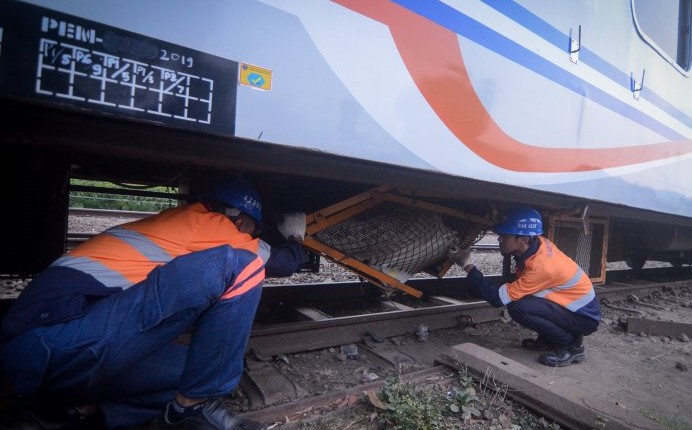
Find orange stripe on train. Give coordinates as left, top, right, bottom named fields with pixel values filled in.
left=332, top=0, right=692, bottom=173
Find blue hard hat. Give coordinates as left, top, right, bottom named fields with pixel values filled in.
left=207, top=178, right=262, bottom=226
left=493, top=206, right=543, bottom=236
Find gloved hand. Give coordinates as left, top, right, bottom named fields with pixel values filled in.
left=277, top=212, right=306, bottom=242
left=447, top=245, right=471, bottom=268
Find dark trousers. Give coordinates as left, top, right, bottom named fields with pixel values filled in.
left=1, top=246, right=262, bottom=428
left=507, top=296, right=599, bottom=346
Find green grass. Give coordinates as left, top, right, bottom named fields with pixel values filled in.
left=69, top=179, right=178, bottom=212
left=641, top=409, right=692, bottom=430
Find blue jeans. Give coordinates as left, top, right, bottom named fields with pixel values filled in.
left=1, top=246, right=263, bottom=428
left=507, top=296, right=599, bottom=346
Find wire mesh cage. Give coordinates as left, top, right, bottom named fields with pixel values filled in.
left=548, top=216, right=607, bottom=283
left=315, top=202, right=485, bottom=282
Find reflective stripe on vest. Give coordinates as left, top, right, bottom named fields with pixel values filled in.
left=51, top=255, right=132, bottom=289
left=103, top=226, right=174, bottom=262
left=498, top=284, right=512, bottom=306
left=258, top=240, right=271, bottom=266
left=531, top=267, right=594, bottom=311
left=221, top=255, right=265, bottom=300
left=52, top=227, right=175, bottom=290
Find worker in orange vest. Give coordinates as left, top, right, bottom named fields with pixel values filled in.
left=1, top=178, right=307, bottom=429
left=449, top=206, right=600, bottom=367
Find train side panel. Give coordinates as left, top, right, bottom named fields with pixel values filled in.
left=3, top=0, right=691, bottom=217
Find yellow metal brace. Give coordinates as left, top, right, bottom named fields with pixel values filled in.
left=302, top=237, right=424, bottom=298
left=302, top=186, right=494, bottom=298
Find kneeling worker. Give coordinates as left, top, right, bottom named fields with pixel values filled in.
left=449, top=206, right=600, bottom=367
left=1, top=178, right=307, bottom=429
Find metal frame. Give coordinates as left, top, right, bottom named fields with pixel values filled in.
left=547, top=215, right=609, bottom=284
left=303, top=186, right=493, bottom=298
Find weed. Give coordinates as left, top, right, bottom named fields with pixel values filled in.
left=377, top=369, right=489, bottom=429
left=373, top=368, right=559, bottom=430
left=378, top=377, right=446, bottom=430
left=449, top=370, right=482, bottom=420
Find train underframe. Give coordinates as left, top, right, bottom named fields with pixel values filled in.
left=2, top=99, right=692, bottom=281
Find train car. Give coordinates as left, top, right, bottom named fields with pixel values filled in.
left=1, top=0, right=691, bottom=282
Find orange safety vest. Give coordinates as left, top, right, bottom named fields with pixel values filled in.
left=498, top=236, right=595, bottom=313
left=52, top=203, right=262, bottom=291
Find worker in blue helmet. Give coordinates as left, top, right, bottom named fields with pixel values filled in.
left=1, top=178, right=306, bottom=429
left=448, top=206, right=600, bottom=367
left=201, top=178, right=307, bottom=277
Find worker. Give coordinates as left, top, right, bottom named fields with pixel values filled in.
left=449, top=206, right=600, bottom=367
left=0, top=178, right=308, bottom=429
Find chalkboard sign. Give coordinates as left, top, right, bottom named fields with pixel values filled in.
left=0, top=1, right=237, bottom=136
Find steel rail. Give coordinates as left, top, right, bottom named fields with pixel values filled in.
left=249, top=300, right=501, bottom=357
left=249, top=274, right=692, bottom=357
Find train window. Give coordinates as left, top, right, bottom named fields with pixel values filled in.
left=632, top=0, right=692, bottom=71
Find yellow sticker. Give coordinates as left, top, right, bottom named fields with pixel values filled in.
left=239, top=62, right=272, bottom=91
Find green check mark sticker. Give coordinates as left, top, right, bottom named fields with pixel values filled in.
left=247, top=72, right=265, bottom=87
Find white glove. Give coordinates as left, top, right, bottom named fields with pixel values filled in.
left=277, top=212, right=306, bottom=241
left=447, top=246, right=471, bottom=267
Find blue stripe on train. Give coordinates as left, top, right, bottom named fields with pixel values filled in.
left=479, top=0, right=691, bottom=128
left=391, top=0, right=689, bottom=140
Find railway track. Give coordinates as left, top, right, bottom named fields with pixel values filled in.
left=1, top=265, right=690, bottom=426
left=2, top=209, right=691, bottom=427
left=239, top=270, right=692, bottom=427
left=250, top=267, right=692, bottom=356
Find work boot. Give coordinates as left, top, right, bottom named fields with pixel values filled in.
left=151, top=398, right=265, bottom=430
left=538, top=344, right=586, bottom=367
left=521, top=336, right=557, bottom=351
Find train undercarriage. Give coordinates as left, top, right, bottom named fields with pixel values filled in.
left=2, top=99, right=692, bottom=285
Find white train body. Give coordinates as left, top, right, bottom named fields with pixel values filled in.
left=3, top=0, right=692, bottom=218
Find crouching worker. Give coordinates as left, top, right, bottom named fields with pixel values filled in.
left=449, top=207, right=600, bottom=367
left=0, top=178, right=307, bottom=429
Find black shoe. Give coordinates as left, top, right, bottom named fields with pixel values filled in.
left=538, top=345, right=586, bottom=367
left=151, top=399, right=265, bottom=430
left=521, top=337, right=557, bottom=351
left=0, top=405, right=101, bottom=430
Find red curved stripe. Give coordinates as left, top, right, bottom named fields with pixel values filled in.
left=332, top=0, right=692, bottom=172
